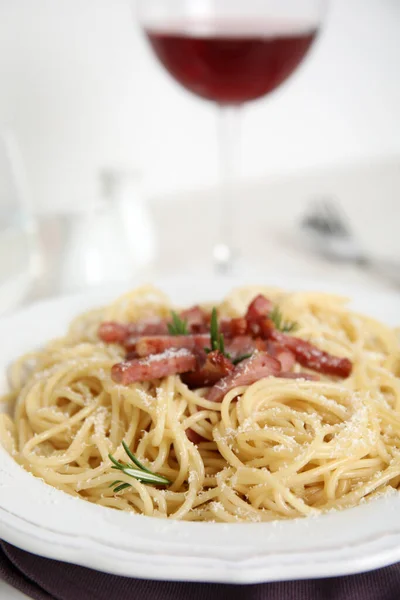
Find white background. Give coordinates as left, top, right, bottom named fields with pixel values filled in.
left=0, top=0, right=399, bottom=214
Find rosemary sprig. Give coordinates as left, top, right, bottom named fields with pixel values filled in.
left=232, top=353, right=253, bottom=366
left=167, top=311, right=189, bottom=335
left=269, top=306, right=298, bottom=334
left=108, top=441, right=171, bottom=492
left=205, top=308, right=230, bottom=358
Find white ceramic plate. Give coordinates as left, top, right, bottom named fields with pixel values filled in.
left=1, top=276, right=400, bottom=584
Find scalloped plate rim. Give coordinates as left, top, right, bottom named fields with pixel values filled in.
left=1, top=276, right=400, bottom=583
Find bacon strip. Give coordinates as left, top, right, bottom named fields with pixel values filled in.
left=280, top=372, right=320, bottom=381
left=135, top=334, right=210, bottom=358
left=246, top=295, right=273, bottom=322
left=220, top=318, right=248, bottom=338
left=259, top=318, right=275, bottom=339
left=207, top=351, right=281, bottom=403
left=98, top=319, right=169, bottom=344
left=270, top=331, right=352, bottom=378
left=127, top=320, right=169, bottom=337
left=267, top=341, right=296, bottom=372
left=224, top=336, right=266, bottom=361
left=245, top=295, right=273, bottom=335
left=100, top=307, right=208, bottom=346
left=186, top=428, right=205, bottom=445
left=275, top=349, right=296, bottom=372
left=106, top=293, right=351, bottom=389
left=180, top=305, right=209, bottom=333
left=111, top=349, right=196, bottom=385
left=98, top=322, right=129, bottom=344
left=181, top=350, right=234, bottom=388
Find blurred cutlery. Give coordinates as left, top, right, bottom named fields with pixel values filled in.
left=300, top=199, right=400, bottom=287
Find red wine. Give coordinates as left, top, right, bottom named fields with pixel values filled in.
left=146, top=21, right=318, bottom=104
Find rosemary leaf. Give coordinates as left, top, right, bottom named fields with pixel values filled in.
left=232, top=353, right=253, bottom=366
left=108, top=454, right=126, bottom=469
left=167, top=311, right=189, bottom=335
left=210, top=308, right=218, bottom=351
left=122, top=440, right=153, bottom=474
left=108, top=443, right=171, bottom=493
left=123, top=467, right=170, bottom=486
left=269, top=306, right=298, bottom=334
left=219, top=333, right=225, bottom=355
left=207, top=308, right=230, bottom=358
left=113, top=483, right=132, bottom=493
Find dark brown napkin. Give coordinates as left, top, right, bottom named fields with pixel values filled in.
left=1, top=541, right=400, bottom=600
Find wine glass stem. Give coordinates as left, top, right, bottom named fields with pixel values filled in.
left=214, top=104, right=241, bottom=274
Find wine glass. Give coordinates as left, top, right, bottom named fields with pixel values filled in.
left=135, top=0, right=326, bottom=273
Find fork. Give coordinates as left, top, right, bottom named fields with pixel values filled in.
left=300, top=199, right=400, bottom=287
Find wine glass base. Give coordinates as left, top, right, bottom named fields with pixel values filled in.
left=213, top=243, right=237, bottom=275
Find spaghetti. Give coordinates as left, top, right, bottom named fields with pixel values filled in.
left=1, top=285, right=399, bottom=522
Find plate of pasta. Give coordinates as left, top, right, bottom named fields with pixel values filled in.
left=0, top=278, right=400, bottom=583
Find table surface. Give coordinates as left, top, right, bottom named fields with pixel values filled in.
left=0, top=581, right=26, bottom=599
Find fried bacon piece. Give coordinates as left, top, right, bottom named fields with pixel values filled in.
left=98, top=322, right=129, bottom=344
left=124, top=337, right=141, bottom=353
left=245, top=294, right=273, bottom=335
left=259, top=317, right=275, bottom=339
left=180, top=305, right=209, bottom=333
left=224, top=336, right=267, bottom=361
left=123, top=320, right=170, bottom=351
left=181, top=350, right=234, bottom=388
left=267, top=341, right=296, bottom=372
left=246, top=294, right=273, bottom=322
left=207, top=351, right=281, bottom=403
left=219, top=318, right=248, bottom=338
left=129, top=319, right=169, bottom=336
left=99, top=306, right=207, bottom=346
left=106, top=293, right=351, bottom=389
left=226, top=336, right=255, bottom=360
left=98, top=319, right=168, bottom=344
left=275, top=349, right=296, bottom=372
left=270, top=331, right=352, bottom=378
left=242, top=295, right=352, bottom=378
left=111, top=349, right=196, bottom=385
left=135, top=334, right=210, bottom=358
left=186, top=428, right=205, bottom=444
left=280, top=372, right=320, bottom=381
